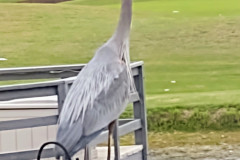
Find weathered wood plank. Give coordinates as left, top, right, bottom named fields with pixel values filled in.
left=0, top=148, right=54, bottom=160
left=0, top=87, right=57, bottom=101
left=0, top=80, right=62, bottom=92
left=0, top=119, right=141, bottom=160
left=0, top=62, right=142, bottom=75
left=0, top=116, right=58, bottom=131
left=0, top=80, right=62, bottom=101
left=0, top=91, right=138, bottom=108
left=0, top=104, right=57, bottom=109
left=129, top=92, right=140, bottom=103
left=0, top=64, right=85, bottom=74
left=0, top=130, right=16, bottom=153
left=0, top=61, right=146, bottom=160
left=16, top=128, right=32, bottom=151
left=90, top=119, right=141, bottom=146
left=97, top=145, right=143, bottom=160
left=133, top=66, right=148, bottom=160
left=0, top=61, right=142, bottom=81
left=123, top=151, right=143, bottom=160
left=32, top=126, right=48, bottom=149
left=0, top=92, right=138, bottom=131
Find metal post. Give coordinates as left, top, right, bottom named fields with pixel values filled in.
left=133, top=65, right=148, bottom=160
left=113, top=120, right=120, bottom=160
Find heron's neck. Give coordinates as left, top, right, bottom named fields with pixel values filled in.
left=112, top=0, right=132, bottom=43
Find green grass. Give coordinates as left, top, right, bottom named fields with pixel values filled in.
left=121, top=131, right=240, bottom=148
left=121, top=104, right=240, bottom=132
left=0, top=0, right=240, bottom=110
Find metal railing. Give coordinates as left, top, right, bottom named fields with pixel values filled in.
left=0, top=61, right=148, bottom=160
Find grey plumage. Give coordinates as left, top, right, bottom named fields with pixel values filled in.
left=55, top=0, right=133, bottom=157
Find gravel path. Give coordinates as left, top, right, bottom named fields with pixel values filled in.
left=149, top=144, right=240, bottom=160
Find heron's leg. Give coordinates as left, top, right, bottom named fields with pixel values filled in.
left=107, top=120, right=116, bottom=160
left=84, top=146, right=89, bottom=160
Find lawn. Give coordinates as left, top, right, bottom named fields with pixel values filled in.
left=0, top=0, right=240, bottom=109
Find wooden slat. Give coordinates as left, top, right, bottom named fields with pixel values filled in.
left=132, top=68, right=139, bottom=76
left=0, top=91, right=138, bottom=131
left=0, top=80, right=62, bottom=92
left=0, top=91, right=138, bottom=109
left=130, top=61, right=144, bottom=69
left=0, top=96, right=57, bottom=105
left=0, top=148, right=54, bottom=160
left=133, top=65, right=148, bottom=160
left=0, top=65, right=140, bottom=102
left=0, top=72, right=78, bottom=81
left=0, top=145, right=143, bottom=160
left=47, top=125, right=57, bottom=142
left=0, top=61, right=146, bottom=160
left=0, top=62, right=142, bottom=75
left=0, top=64, right=85, bottom=74
left=0, top=87, right=58, bottom=102
left=0, top=80, right=62, bottom=101
left=129, top=92, right=140, bottom=103
left=32, top=126, right=48, bottom=149
left=0, top=119, right=141, bottom=160
left=0, top=68, right=137, bottom=92
left=0, top=64, right=85, bottom=81
left=0, top=116, right=58, bottom=131
left=0, top=61, right=143, bottom=81
left=96, top=145, right=143, bottom=160
left=90, top=119, right=141, bottom=146
left=0, top=130, right=16, bottom=153
left=16, top=128, right=32, bottom=151
left=0, top=109, right=57, bottom=119
left=0, top=104, right=57, bottom=109
left=118, top=119, right=142, bottom=136
left=123, top=151, right=143, bottom=160
left=118, top=119, right=133, bottom=125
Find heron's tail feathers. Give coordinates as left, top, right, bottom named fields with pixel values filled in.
left=112, top=0, right=132, bottom=42
left=55, top=120, right=83, bottom=157
left=68, top=128, right=104, bottom=156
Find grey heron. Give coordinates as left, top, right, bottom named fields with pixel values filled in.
left=55, top=0, right=134, bottom=159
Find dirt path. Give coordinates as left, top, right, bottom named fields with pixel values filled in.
left=149, top=144, right=240, bottom=160
left=120, top=131, right=240, bottom=159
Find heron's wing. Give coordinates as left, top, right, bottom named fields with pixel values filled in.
left=82, top=66, right=129, bottom=135
left=58, top=60, right=125, bottom=125
left=55, top=117, right=83, bottom=157
left=56, top=61, right=129, bottom=156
